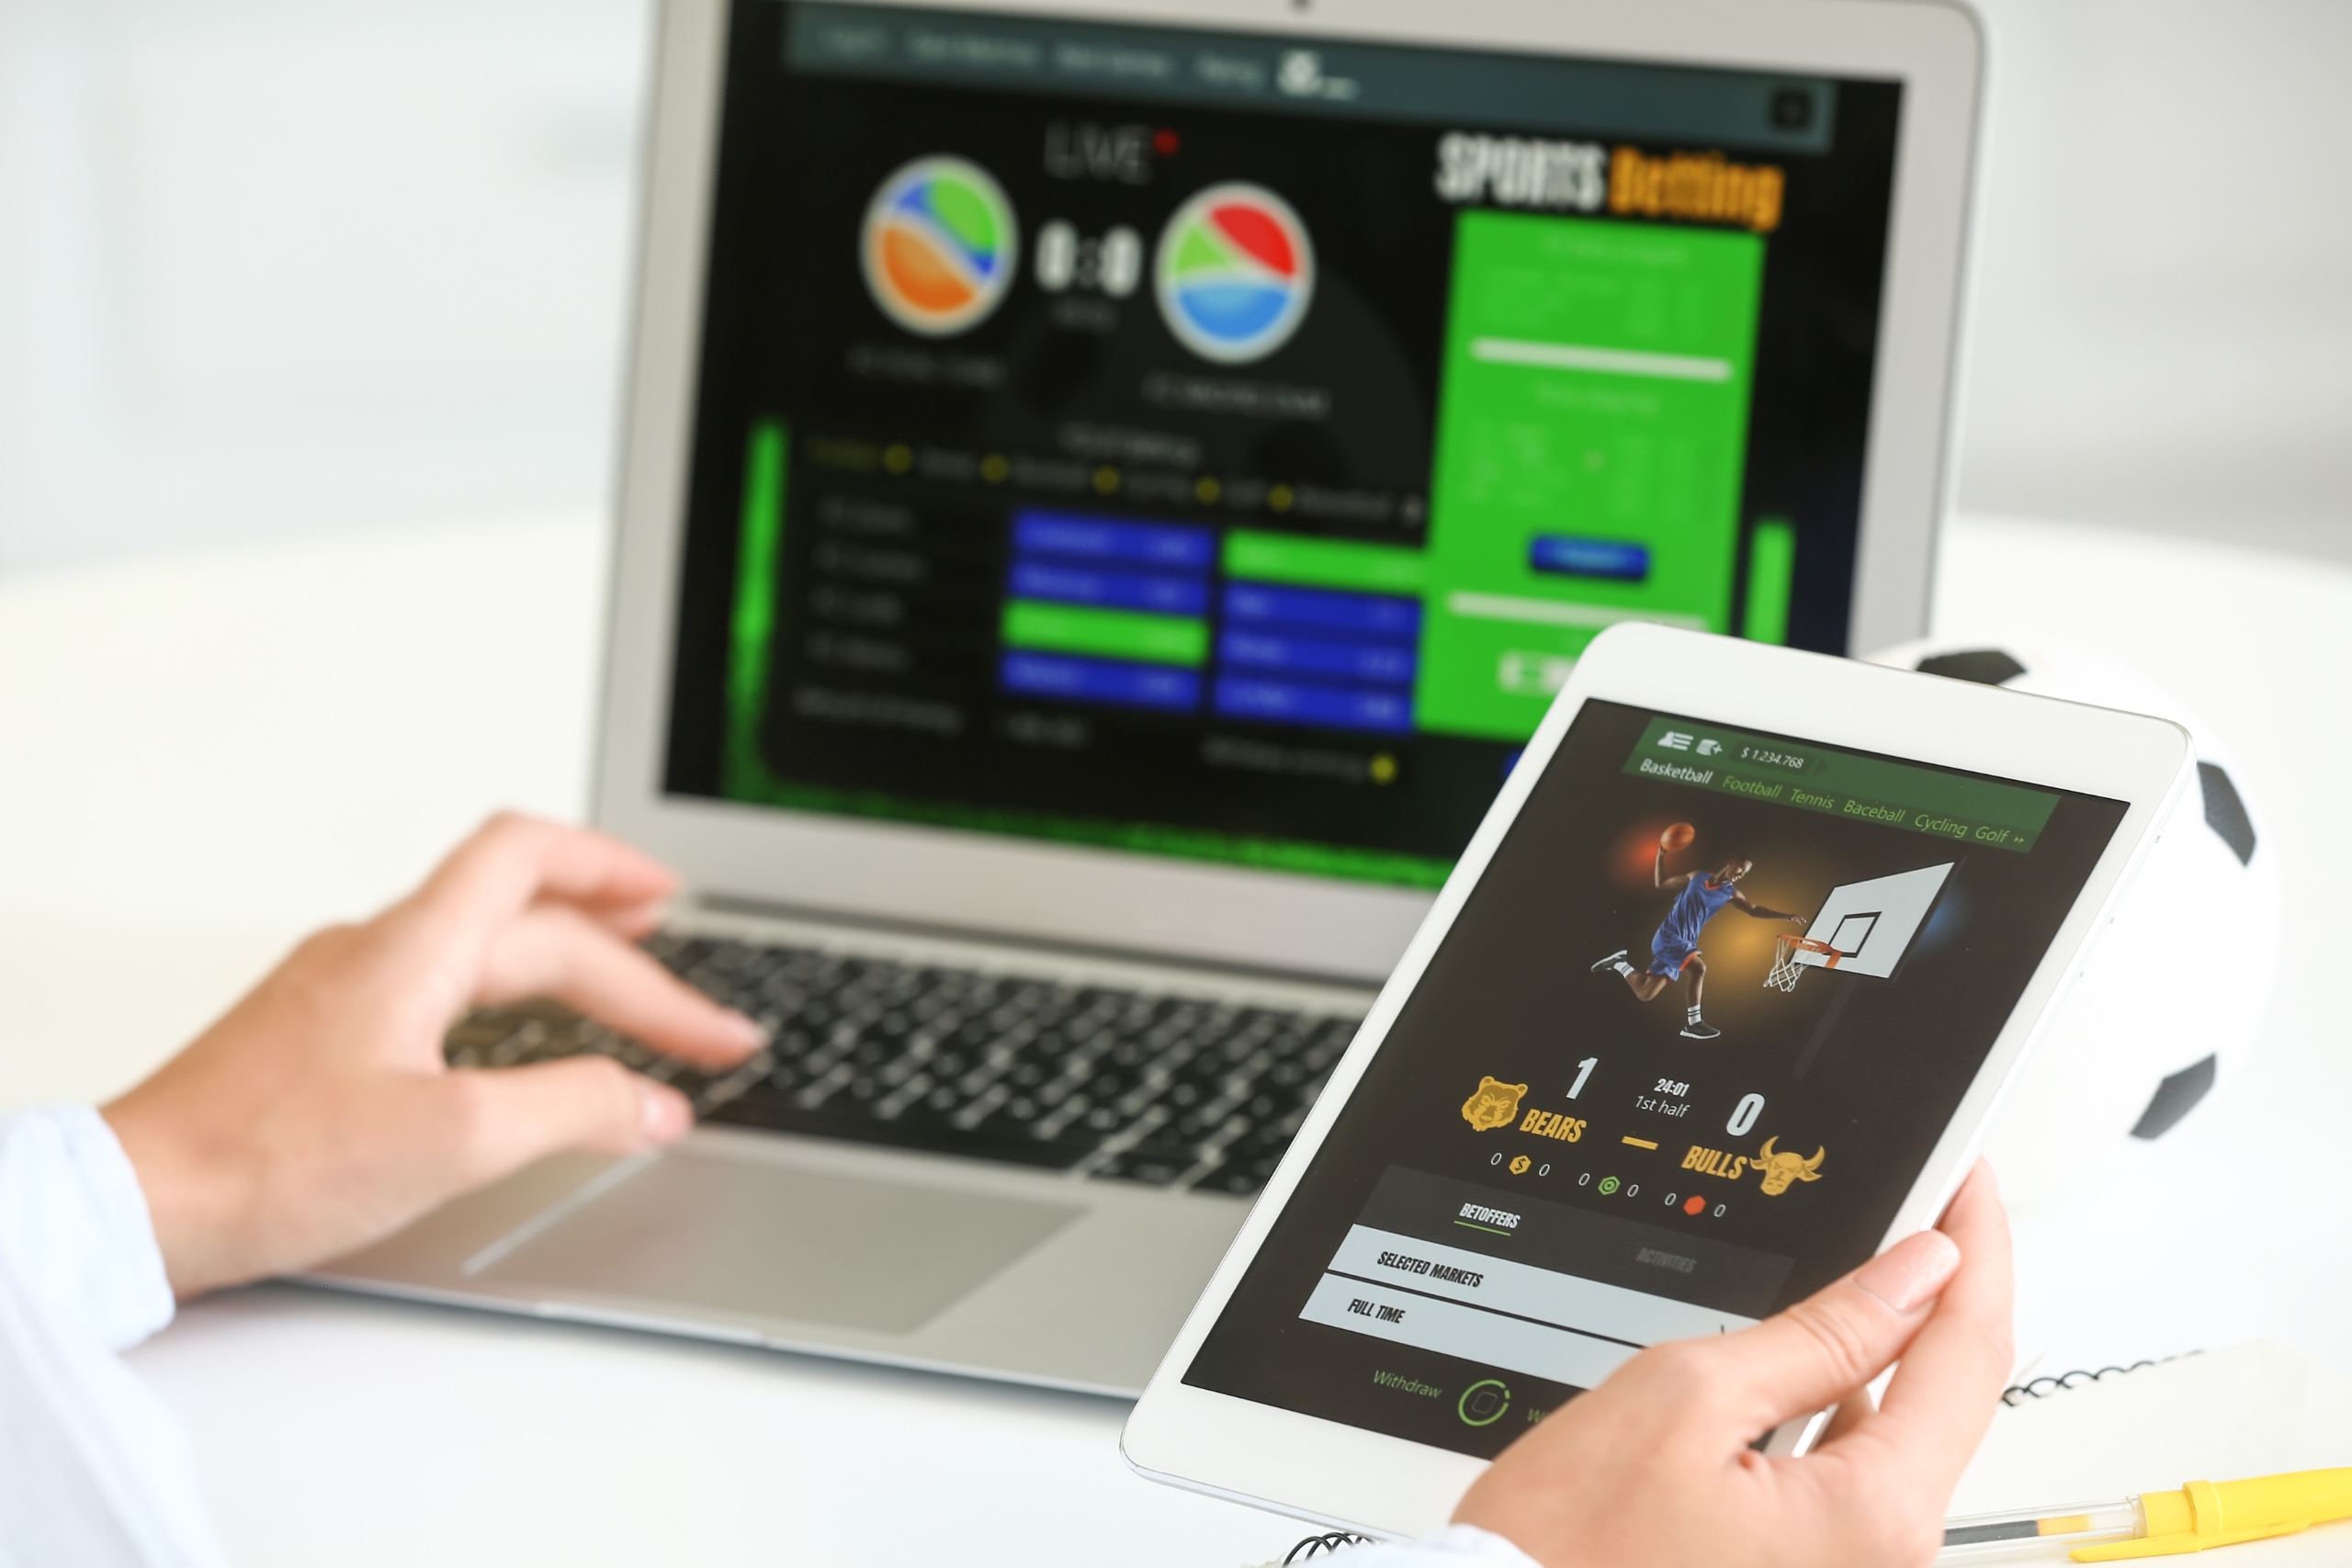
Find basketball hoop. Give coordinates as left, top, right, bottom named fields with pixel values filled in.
left=1765, top=935, right=1843, bottom=993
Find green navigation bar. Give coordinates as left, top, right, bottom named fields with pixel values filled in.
left=1622, top=716, right=2060, bottom=853
left=1001, top=600, right=1208, bottom=667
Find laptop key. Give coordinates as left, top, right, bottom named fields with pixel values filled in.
left=1092, top=1143, right=1199, bottom=1186
left=1091, top=1146, right=1194, bottom=1184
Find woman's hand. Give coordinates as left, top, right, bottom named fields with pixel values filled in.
left=1454, top=1163, right=2012, bottom=1568
left=102, top=814, right=763, bottom=1298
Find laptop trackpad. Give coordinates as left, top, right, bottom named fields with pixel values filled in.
left=474, top=1150, right=1081, bottom=1335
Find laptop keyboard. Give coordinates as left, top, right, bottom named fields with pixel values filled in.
left=441, top=931, right=1363, bottom=1196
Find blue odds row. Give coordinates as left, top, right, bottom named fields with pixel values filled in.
left=1000, top=653, right=1414, bottom=734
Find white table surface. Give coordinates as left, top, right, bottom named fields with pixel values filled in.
left=2, top=512, right=2347, bottom=1566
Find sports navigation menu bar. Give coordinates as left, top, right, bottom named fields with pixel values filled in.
left=1622, top=716, right=2063, bottom=853
left=787, top=3, right=1837, bottom=152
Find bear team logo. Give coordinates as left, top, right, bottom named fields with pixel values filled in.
left=861, top=155, right=1018, bottom=336
left=1154, top=182, right=1315, bottom=363
left=1460, top=1076, right=1528, bottom=1132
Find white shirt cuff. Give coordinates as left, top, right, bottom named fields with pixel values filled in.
left=0, top=1105, right=175, bottom=1350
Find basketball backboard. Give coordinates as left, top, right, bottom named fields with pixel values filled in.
left=1795, top=862, right=1956, bottom=979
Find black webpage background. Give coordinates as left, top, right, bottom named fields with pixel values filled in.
left=1182, top=700, right=2125, bottom=1459
left=661, top=0, right=1906, bottom=884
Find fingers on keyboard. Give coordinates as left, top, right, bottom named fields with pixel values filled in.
left=442, top=937, right=1357, bottom=1195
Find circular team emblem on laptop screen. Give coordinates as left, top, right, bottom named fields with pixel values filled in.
left=861, top=155, right=1019, bottom=336
left=1154, top=183, right=1315, bottom=364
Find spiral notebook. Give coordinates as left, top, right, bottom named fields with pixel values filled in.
left=1945, top=1340, right=2352, bottom=1562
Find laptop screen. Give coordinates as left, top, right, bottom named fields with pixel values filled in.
left=661, top=1, right=1906, bottom=891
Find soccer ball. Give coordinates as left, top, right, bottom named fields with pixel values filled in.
left=1863, top=638, right=2280, bottom=1211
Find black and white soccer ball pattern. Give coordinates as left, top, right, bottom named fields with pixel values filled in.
left=1866, top=639, right=2280, bottom=1211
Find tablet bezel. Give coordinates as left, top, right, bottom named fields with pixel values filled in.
left=594, top=0, right=1985, bottom=982
left=1120, top=623, right=2194, bottom=1538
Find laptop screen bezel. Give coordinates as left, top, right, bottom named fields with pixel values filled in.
left=593, top=0, right=1986, bottom=984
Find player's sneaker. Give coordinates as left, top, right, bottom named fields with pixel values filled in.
left=1590, top=950, right=1629, bottom=974
left=1679, top=1021, right=1723, bottom=1041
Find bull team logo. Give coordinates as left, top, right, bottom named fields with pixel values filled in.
left=861, top=155, right=1019, bottom=336
left=1460, top=1076, right=1528, bottom=1132
left=1154, top=182, right=1315, bottom=363
left=1752, top=1136, right=1826, bottom=1195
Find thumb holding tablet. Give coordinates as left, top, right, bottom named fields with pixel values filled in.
left=1453, top=1162, right=2011, bottom=1568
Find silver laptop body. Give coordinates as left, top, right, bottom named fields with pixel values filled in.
left=310, top=0, right=1982, bottom=1394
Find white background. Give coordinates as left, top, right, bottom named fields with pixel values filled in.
left=2, top=8, right=2349, bottom=1560
left=0, top=0, right=2347, bottom=570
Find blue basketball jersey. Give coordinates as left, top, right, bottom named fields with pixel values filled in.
left=1657, top=875, right=1738, bottom=953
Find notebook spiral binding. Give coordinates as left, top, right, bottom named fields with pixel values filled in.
left=1283, top=1531, right=1375, bottom=1561
left=1999, top=1350, right=2198, bottom=1406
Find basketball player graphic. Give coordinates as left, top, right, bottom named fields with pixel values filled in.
left=1593, top=824, right=1806, bottom=1040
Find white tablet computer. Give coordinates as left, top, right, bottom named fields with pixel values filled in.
left=1123, top=624, right=2192, bottom=1536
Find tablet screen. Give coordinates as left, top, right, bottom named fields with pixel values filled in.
left=1183, top=698, right=2124, bottom=1456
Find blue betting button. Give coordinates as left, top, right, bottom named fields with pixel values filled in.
left=1211, top=677, right=1413, bottom=735
left=1529, top=535, right=1650, bottom=582
left=1008, top=560, right=1211, bottom=617
left=1221, top=581, right=1422, bottom=637
left=1001, top=651, right=1201, bottom=712
left=1012, top=512, right=1215, bottom=570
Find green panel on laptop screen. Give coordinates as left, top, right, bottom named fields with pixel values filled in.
left=1415, top=211, right=1765, bottom=741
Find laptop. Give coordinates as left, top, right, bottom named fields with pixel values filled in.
left=310, top=0, right=1984, bottom=1396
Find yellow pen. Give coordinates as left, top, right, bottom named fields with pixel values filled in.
left=1936, top=1469, right=2352, bottom=1562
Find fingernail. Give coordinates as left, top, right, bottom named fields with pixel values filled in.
left=1852, top=1230, right=1961, bottom=1314
left=640, top=1083, right=690, bottom=1144
left=724, top=1010, right=769, bottom=1050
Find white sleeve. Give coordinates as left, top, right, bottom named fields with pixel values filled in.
left=1314, top=1525, right=1544, bottom=1568
left=0, top=1105, right=227, bottom=1568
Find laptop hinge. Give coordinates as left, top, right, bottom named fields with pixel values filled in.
left=687, top=891, right=1385, bottom=995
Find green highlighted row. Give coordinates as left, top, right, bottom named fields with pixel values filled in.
left=1223, top=530, right=1429, bottom=596
left=1001, top=599, right=1208, bottom=667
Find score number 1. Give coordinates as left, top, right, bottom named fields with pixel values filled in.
left=1566, top=1057, right=1598, bottom=1100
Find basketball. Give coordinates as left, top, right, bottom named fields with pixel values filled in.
left=1659, top=822, right=1696, bottom=852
